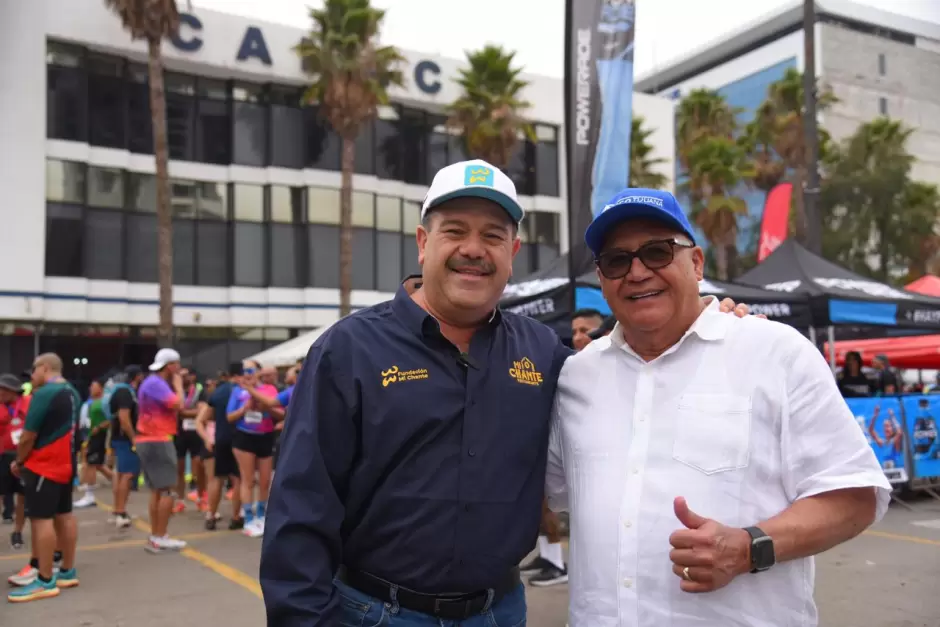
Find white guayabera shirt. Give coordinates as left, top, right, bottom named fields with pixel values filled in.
left=546, top=299, right=891, bottom=627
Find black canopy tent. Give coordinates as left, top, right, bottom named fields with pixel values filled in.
left=501, top=253, right=813, bottom=338
left=737, top=240, right=940, bottom=330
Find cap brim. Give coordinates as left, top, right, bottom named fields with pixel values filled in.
left=148, top=362, right=163, bottom=372
left=585, top=204, right=695, bottom=256
left=426, top=187, right=524, bottom=223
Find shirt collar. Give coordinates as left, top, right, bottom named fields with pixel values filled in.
left=609, top=296, right=729, bottom=359
left=391, top=281, right=502, bottom=339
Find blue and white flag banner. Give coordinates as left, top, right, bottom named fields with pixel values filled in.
left=845, top=396, right=909, bottom=485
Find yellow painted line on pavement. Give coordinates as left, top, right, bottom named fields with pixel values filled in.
left=863, top=529, right=940, bottom=547
left=181, top=546, right=263, bottom=599
left=0, top=530, right=233, bottom=562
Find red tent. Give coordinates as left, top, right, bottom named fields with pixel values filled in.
left=906, top=275, right=940, bottom=297
left=824, top=335, right=940, bottom=369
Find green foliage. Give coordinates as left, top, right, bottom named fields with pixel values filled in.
left=629, top=116, right=668, bottom=189
left=821, top=117, right=940, bottom=283
left=294, top=0, right=405, bottom=139
left=447, top=45, right=533, bottom=168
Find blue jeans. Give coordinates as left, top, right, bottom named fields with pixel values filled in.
left=333, top=579, right=526, bottom=627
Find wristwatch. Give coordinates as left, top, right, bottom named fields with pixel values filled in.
left=744, top=526, right=776, bottom=573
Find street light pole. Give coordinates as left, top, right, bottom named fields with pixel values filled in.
left=803, top=0, right=823, bottom=254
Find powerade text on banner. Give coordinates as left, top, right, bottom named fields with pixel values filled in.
left=845, top=397, right=908, bottom=485
left=900, top=395, right=940, bottom=479
left=565, top=0, right=636, bottom=279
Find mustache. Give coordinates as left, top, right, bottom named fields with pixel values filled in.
left=446, top=257, right=496, bottom=274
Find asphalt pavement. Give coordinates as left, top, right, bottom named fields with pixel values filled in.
left=2, top=489, right=939, bottom=626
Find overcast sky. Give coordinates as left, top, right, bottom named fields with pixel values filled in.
left=190, top=0, right=938, bottom=78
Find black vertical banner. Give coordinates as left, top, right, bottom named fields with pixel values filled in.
left=564, top=0, right=637, bottom=302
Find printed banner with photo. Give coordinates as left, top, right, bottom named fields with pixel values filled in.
left=845, top=397, right=908, bottom=484
left=899, top=395, right=940, bottom=480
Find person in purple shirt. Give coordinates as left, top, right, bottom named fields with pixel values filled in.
left=226, top=364, right=278, bottom=538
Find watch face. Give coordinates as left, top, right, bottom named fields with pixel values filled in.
left=752, top=535, right=776, bottom=571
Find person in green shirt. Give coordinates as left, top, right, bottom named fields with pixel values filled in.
left=74, top=377, right=113, bottom=509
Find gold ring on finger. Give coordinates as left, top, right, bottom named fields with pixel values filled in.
left=682, top=566, right=692, bottom=581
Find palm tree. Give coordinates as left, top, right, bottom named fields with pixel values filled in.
left=675, top=88, right=739, bottom=169
left=629, top=117, right=667, bottom=189
left=682, top=136, right=753, bottom=280
left=448, top=45, right=534, bottom=169
left=296, top=0, right=404, bottom=317
left=104, top=0, right=180, bottom=346
left=747, top=68, right=837, bottom=243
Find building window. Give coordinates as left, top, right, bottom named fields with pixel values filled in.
left=879, top=97, right=888, bottom=116
left=196, top=79, right=230, bottom=165
left=270, top=186, right=305, bottom=287
left=402, top=200, right=421, bottom=277
left=233, top=183, right=265, bottom=286
left=534, top=125, right=560, bottom=197
left=46, top=160, right=86, bottom=204
left=513, top=211, right=533, bottom=277
left=165, top=73, right=196, bottom=161
left=126, top=214, right=157, bottom=282
left=127, top=173, right=157, bottom=212
left=87, top=54, right=126, bottom=149
left=878, top=53, right=886, bottom=76
left=305, top=106, right=341, bottom=171
left=170, top=179, right=199, bottom=218
left=196, top=183, right=230, bottom=286
left=87, top=167, right=124, bottom=209
left=352, top=192, right=375, bottom=290
left=376, top=196, right=403, bottom=292
left=127, top=64, right=153, bottom=154
left=270, top=86, right=305, bottom=169
left=46, top=42, right=87, bottom=142
left=506, top=134, right=535, bottom=196
left=374, top=106, right=401, bottom=180
left=173, top=217, right=196, bottom=285
left=307, top=187, right=340, bottom=287
left=232, top=83, right=268, bottom=167
left=399, top=107, right=429, bottom=185
left=45, top=204, right=83, bottom=278
left=531, top=211, right=561, bottom=270
left=354, top=120, right=375, bottom=175
left=84, top=209, right=125, bottom=280
left=427, top=116, right=451, bottom=178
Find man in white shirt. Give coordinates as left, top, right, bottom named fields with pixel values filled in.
left=546, top=188, right=891, bottom=627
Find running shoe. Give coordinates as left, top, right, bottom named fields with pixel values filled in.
left=7, top=564, right=37, bottom=587
left=55, top=568, right=79, bottom=589
left=7, top=576, right=59, bottom=603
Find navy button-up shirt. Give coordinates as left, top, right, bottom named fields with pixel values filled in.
left=260, top=285, right=572, bottom=625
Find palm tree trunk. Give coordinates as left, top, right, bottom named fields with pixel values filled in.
left=338, top=136, right=355, bottom=318
left=714, top=240, right=730, bottom=281
left=792, top=168, right=808, bottom=244
left=148, top=38, right=173, bottom=347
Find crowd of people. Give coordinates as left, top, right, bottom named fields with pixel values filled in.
left=0, top=347, right=301, bottom=603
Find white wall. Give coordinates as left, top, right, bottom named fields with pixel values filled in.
left=0, top=0, right=675, bottom=328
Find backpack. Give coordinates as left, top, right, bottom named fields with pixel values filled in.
left=102, top=380, right=136, bottom=423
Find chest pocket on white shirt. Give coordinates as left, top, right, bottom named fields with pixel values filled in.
left=673, top=393, right=752, bottom=475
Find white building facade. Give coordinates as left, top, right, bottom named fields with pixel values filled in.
left=0, top=0, right=675, bottom=377
left=635, top=0, right=940, bottom=240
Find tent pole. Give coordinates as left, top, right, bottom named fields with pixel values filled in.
left=827, top=326, right=836, bottom=372
left=808, top=327, right=817, bottom=346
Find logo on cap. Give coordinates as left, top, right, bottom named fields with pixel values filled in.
left=464, top=166, right=494, bottom=187
left=604, top=194, right=665, bottom=212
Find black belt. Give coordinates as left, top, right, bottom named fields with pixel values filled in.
left=337, top=566, right=520, bottom=621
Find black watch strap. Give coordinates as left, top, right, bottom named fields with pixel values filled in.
left=744, top=526, right=776, bottom=573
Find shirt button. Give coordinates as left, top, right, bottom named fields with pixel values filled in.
left=632, top=468, right=639, bottom=475
left=464, top=504, right=472, bottom=512
left=623, top=521, right=632, bottom=529
left=468, top=449, right=476, bottom=457
left=623, top=578, right=633, bottom=588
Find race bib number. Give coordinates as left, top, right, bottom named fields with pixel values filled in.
left=182, top=419, right=197, bottom=431
left=244, top=411, right=263, bottom=425
left=10, top=429, right=22, bottom=446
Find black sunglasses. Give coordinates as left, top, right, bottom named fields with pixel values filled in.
left=595, top=238, right=694, bottom=280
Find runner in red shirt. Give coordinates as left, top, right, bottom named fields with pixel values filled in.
left=0, top=374, right=29, bottom=550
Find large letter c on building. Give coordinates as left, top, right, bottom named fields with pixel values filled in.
left=414, top=60, right=441, bottom=95
left=171, top=13, right=203, bottom=52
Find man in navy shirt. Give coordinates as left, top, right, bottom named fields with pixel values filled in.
left=261, top=160, right=751, bottom=626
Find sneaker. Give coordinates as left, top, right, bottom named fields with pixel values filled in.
left=228, top=517, right=245, bottom=531
left=159, top=536, right=187, bottom=551
left=10, top=531, right=23, bottom=550
left=519, top=556, right=553, bottom=576
left=187, top=490, right=200, bottom=502
left=528, top=565, right=569, bottom=587
left=246, top=518, right=264, bottom=539
left=7, top=575, right=60, bottom=603
left=145, top=538, right=167, bottom=554
left=225, top=488, right=234, bottom=501
left=72, top=493, right=96, bottom=509
left=172, top=501, right=186, bottom=514
left=7, top=564, right=37, bottom=587
left=55, top=568, right=79, bottom=589
left=1, top=517, right=12, bottom=525
left=115, top=513, right=132, bottom=530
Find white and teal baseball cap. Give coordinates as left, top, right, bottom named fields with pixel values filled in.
left=421, top=159, right=525, bottom=224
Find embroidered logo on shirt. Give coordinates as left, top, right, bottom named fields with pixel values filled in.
left=381, top=366, right=430, bottom=387
left=509, top=357, right=543, bottom=386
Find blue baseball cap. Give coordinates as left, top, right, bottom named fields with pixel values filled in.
left=584, top=188, right=696, bottom=257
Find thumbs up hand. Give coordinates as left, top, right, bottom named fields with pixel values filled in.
left=668, top=497, right=752, bottom=593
